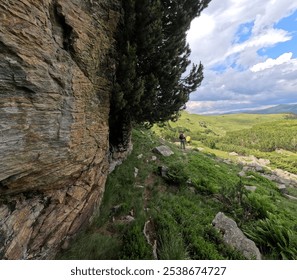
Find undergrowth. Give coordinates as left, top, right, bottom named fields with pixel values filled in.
left=57, top=128, right=297, bottom=260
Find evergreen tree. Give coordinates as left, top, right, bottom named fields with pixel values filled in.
left=110, top=0, right=211, bottom=146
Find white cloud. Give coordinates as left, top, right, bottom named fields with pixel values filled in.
left=187, top=14, right=215, bottom=42
left=188, top=54, right=297, bottom=114
left=250, top=52, right=294, bottom=72
left=228, top=29, right=291, bottom=56
left=211, top=28, right=292, bottom=67
left=186, top=0, right=297, bottom=114
left=252, top=0, right=297, bottom=34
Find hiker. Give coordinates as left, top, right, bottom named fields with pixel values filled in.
left=179, top=132, right=186, bottom=149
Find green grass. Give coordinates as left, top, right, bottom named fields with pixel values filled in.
left=153, top=111, right=287, bottom=140
left=153, top=111, right=297, bottom=174
left=57, top=233, right=121, bottom=260
left=58, top=126, right=297, bottom=260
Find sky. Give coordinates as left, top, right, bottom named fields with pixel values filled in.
left=186, top=0, right=297, bottom=115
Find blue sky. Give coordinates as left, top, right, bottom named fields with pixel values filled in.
left=186, top=0, right=297, bottom=114
left=259, top=12, right=297, bottom=59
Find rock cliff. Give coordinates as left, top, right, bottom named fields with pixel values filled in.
left=0, top=0, right=121, bottom=259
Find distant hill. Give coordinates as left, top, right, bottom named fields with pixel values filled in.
left=227, top=104, right=297, bottom=115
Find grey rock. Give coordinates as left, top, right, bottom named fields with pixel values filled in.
left=277, top=184, right=287, bottom=194
left=284, top=194, right=297, bottom=200
left=212, top=212, right=261, bottom=260
left=158, top=166, right=169, bottom=179
left=135, top=185, right=145, bottom=189
left=258, top=158, right=270, bottom=166
left=244, top=185, right=257, bottom=192
left=151, top=156, right=157, bottom=161
left=238, top=171, right=246, bottom=177
left=116, top=215, right=135, bottom=224
left=253, top=164, right=264, bottom=172
left=153, top=145, right=174, bottom=157
left=243, top=166, right=251, bottom=172
left=134, top=167, right=139, bottom=178
left=111, top=204, right=123, bottom=213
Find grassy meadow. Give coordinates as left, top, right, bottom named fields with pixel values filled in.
left=58, top=118, right=297, bottom=260
left=153, top=112, right=297, bottom=174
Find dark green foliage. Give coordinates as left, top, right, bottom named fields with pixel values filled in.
left=245, top=215, right=297, bottom=259
left=121, top=223, right=153, bottom=259
left=152, top=194, right=245, bottom=260
left=154, top=209, right=189, bottom=259
left=165, top=161, right=189, bottom=185
left=220, top=120, right=297, bottom=152
left=212, top=119, right=297, bottom=173
left=110, top=0, right=210, bottom=130
left=187, top=154, right=241, bottom=194
left=57, top=233, right=121, bottom=260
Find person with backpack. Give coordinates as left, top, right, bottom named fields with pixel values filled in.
left=179, top=132, right=186, bottom=149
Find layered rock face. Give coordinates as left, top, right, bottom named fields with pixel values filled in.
left=0, top=0, right=120, bottom=259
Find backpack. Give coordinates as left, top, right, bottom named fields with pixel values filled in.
left=179, top=133, right=185, bottom=140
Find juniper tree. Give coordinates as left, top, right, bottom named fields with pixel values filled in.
left=110, top=0, right=211, bottom=147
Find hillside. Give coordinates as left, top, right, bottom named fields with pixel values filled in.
left=58, top=128, right=297, bottom=260
left=153, top=112, right=297, bottom=174
left=153, top=111, right=287, bottom=138
left=225, top=104, right=297, bottom=115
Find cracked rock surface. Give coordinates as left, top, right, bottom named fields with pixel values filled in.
left=0, top=0, right=120, bottom=259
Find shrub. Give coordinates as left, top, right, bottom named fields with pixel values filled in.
left=245, top=215, right=297, bottom=259
left=57, top=233, right=120, bottom=260
left=165, top=162, right=188, bottom=185
left=120, top=223, right=152, bottom=260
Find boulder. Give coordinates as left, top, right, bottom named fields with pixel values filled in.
left=212, top=212, right=261, bottom=260
left=153, top=145, right=174, bottom=157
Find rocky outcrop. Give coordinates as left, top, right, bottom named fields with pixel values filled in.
left=237, top=154, right=297, bottom=191
left=0, top=0, right=121, bottom=259
left=212, top=212, right=261, bottom=260
left=261, top=169, right=297, bottom=189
